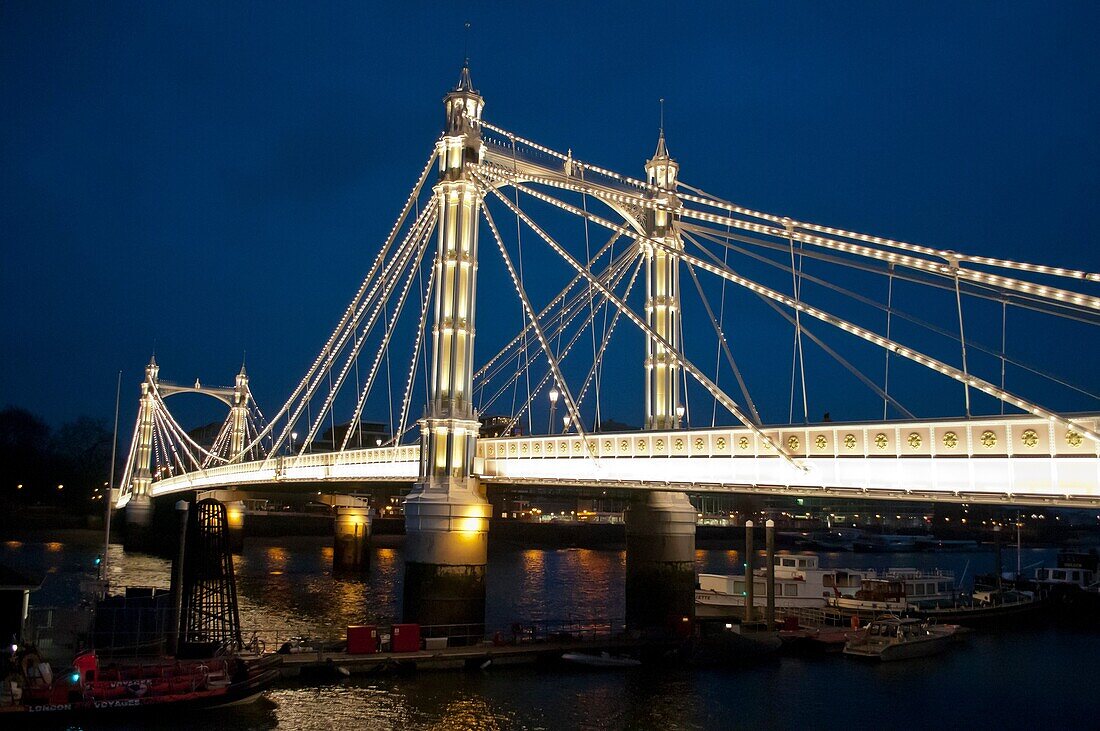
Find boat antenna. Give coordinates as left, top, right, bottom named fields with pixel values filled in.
left=102, top=369, right=122, bottom=596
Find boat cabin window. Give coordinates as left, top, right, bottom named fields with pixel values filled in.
left=1053, top=570, right=1066, bottom=581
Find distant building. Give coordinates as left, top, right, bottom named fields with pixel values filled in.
left=323, top=421, right=390, bottom=450
left=186, top=421, right=223, bottom=449
left=598, top=419, right=636, bottom=432
left=479, top=415, right=516, bottom=438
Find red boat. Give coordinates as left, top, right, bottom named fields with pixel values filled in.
left=1, top=649, right=280, bottom=715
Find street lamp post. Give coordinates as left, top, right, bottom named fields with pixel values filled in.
left=562, top=414, right=571, bottom=434
left=548, top=388, right=559, bottom=434
left=290, top=432, right=298, bottom=455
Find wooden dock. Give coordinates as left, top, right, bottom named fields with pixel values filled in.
left=277, top=638, right=653, bottom=677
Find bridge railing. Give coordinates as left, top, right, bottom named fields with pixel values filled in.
left=478, top=414, right=1099, bottom=462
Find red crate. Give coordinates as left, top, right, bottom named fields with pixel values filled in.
left=347, top=625, right=378, bottom=654
left=391, top=624, right=420, bottom=653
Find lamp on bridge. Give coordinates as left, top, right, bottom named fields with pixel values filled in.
left=562, top=414, right=571, bottom=434
left=675, top=404, right=685, bottom=427
left=289, top=432, right=298, bottom=455
left=548, top=387, right=559, bottom=434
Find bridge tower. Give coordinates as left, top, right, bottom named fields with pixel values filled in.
left=402, top=65, right=492, bottom=634
left=644, top=132, right=682, bottom=431
left=625, top=134, right=697, bottom=631
left=124, top=356, right=159, bottom=548
left=228, top=364, right=250, bottom=459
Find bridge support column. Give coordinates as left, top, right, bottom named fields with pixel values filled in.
left=625, top=491, right=696, bottom=634
left=403, top=66, right=490, bottom=642
left=403, top=487, right=489, bottom=636
left=197, top=490, right=245, bottom=553
left=225, top=501, right=245, bottom=554
left=334, top=506, right=372, bottom=574
left=124, top=495, right=154, bottom=550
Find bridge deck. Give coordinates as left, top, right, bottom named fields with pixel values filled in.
left=140, top=414, right=1100, bottom=508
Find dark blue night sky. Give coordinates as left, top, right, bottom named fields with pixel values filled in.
left=2, top=1, right=1098, bottom=434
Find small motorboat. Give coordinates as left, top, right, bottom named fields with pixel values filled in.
left=560, top=652, right=641, bottom=668
left=843, top=615, right=957, bottom=661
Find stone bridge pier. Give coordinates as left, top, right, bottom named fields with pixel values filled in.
left=624, top=491, right=697, bottom=633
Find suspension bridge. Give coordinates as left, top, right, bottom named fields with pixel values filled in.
left=110, top=67, right=1100, bottom=629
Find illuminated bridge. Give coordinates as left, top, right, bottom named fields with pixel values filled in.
left=112, top=66, right=1100, bottom=630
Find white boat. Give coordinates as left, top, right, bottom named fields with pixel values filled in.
left=843, top=616, right=957, bottom=661
left=696, top=554, right=874, bottom=616
left=826, top=569, right=957, bottom=616
left=560, top=652, right=641, bottom=668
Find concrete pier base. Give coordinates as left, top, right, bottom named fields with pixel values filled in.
left=625, top=491, right=697, bottom=634
left=225, top=501, right=245, bottom=554
left=123, top=495, right=154, bottom=552
left=403, top=486, right=490, bottom=640
left=334, top=507, right=372, bottom=574
left=197, top=490, right=246, bottom=554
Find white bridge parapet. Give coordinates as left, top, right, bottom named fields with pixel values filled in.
left=480, top=414, right=1100, bottom=507
left=146, top=445, right=421, bottom=500
left=140, top=414, right=1100, bottom=508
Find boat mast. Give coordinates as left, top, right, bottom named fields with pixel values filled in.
left=101, top=369, right=122, bottom=596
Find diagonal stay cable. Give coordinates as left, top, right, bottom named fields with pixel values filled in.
left=682, top=259, right=761, bottom=424
left=479, top=174, right=801, bottom=467
left=490, top=172, right=1100, bottom=445
left=482, top=200, right=595, bottom=460
left=684, top=232, right=915, bottom=419
left=687, top=227, right=1100, bottom=403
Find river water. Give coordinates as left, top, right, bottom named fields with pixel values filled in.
left=3, top=533, right=1097, bottom=730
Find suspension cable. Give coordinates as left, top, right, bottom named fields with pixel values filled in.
left=483, top=203, right=594, bottom=457
left=686, top=225, right=1100, bottom=399
left=685, top=234, right=915, bottom=419
left=884, top=264, right=895, bottom=420
left=682, top=259, right=761, bottom=425
left=488, top=171, right=1100, bottom=445
left=479, top=175, right=800, bottom=466
left=953, top=259, right=972, bottom=417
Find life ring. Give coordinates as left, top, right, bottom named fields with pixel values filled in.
left=850, top=615, right=860, bottom=630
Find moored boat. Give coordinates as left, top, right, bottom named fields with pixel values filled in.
left=0, top=649, right=280, bottom=715
left=826, top=569, right=957, bottom=617
left=560, top=652, right=641, bottom=668
left=843, top=616, right=957, bottom=661
left=910, top=588, right=1046, bottom=626
left=697, top=554, right=873, bottom=617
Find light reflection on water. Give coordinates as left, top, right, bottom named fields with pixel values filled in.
left=2, top=534, right=1098, bottom=730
